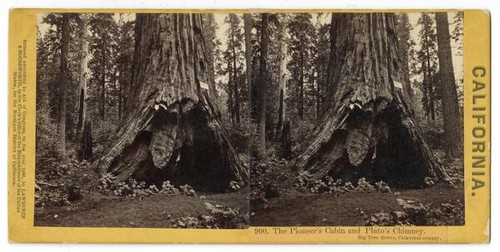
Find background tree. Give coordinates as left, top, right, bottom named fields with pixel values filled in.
left=395, top=13, right=416, bottom=109
left=36, top=17, right=62, bottom=162
left=223, top=14, right=245, bottom=127
left=451, top=12, right=463, bottom=56
left=115, top=14, right=135, bottom=121
left=37, top=13, right=87, bottom=161
left=312, top=14, right=330, bottom=119
left=256, top=14, right=270, bottom=160
left=243, top=14, right=253, bottom=121
left=276, top=14, right=291, bottom=159
left=451, top=12, right=464, bottom=108
left=201, top=13, right=223, bottom=109
left=77, top=14, right=93, bottom=161
left=435, top=12, right=463, bottom=157
left=417, top=13, right=439, bottom=121
left=57, top=14, right=70, bottom=158
left=287, top=13, right=316, bottom=121
left=88, top=14, right=119, bottom=121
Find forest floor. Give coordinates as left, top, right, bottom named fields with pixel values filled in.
left=34, top=150, right=251, bottom=228
left=251, top=183, right=463, bottom=226
left=250, top=149, right=465, bottom=227
left=35, top=184, right=249, bottom=228
left=34, top=153, right=463, bottom=228
left=34, top=133, right=463, bottom=228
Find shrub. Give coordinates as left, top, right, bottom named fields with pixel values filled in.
left=294, top=176, right=391, bottom=196
left=169, top=202, right=248, bottom=229
left=160, top=181, right=180, bottom=194
left=98, top=176, right=196, bottom=198
left=179, top=184, right=197, bottom=197
left=229, top=181, right=241, bottom=191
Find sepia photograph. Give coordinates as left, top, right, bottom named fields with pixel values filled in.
left=34, top=11, right=464, bottom=228
left=34, top=13, right=251, bottom=228
left=249, top=12, right=465, bottom=227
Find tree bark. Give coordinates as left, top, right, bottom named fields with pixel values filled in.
left=424, top=29, right=436, bottom=121
left=96, top=14, right=248, bottom=192
left=118, top=77, right=122, bottom=120
left=80, top=121, right=93, bottom=161
left=243, top=14, right=253, bottom=121
left=57, top=14, right=69, bottom=158
left=395, top=14, right=416, bottom=112
left=282, top=121, right=292, bottom=159
left=298, top=44, right=304, bottom=120
left=297, top=14, right=450, bottom=187
left=230, top=24, right=240, bottom=126
left=77, top=14, right=93, bottom=161
left=422, top=66, right=430, bottom=118
left=277, top=15, right=292, bottom=159
left=257, top=14, right=269, bottom=161
left=435, top=12, right=463, bottom=157
left=227, top=60, right=235, bottom=123
left=100, top=39, right=106, bottom=120
left=277, top=15, right=288, bottom=134
left=314, top=71, right=320, bottom=120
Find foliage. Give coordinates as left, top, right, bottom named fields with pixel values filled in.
left=290, top=116, right=316, bottom=154
left=311, top=16, right=330, bottom=117
left=434, top=149, right=464, bottom=184
left=416, top=12, right=440, bottom=121
left=217, top=14, right=247, bottom=126
left=97, top=176, right=198, bottom=198
left=35, top=184, right=68, bottom=209
left=170, top=202, right=248, bottom=229
left=115, top=15, right=135, bottom=118
left=294, top=176, right=393, bottom=196
left=35, top=158, right=95, bottom=210
left=36, top=13, right=465, bottom=228
left=250, top=161, right=271, bottom=205
left=204, top=202, right=249, bottom=228
left=35, top=106, right=60, bottom=166
left=229, top=181, right=242, bottom=191
left=250, top=156, right=289, bottom=206
left=287, top=13, right=318, bottom=121
left=37, top=13, right=134, bottom=164
left=179, top=184, right=197, bottom=197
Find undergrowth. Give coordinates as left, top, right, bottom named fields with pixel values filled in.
left=169, top=202, right=249, bottom=229
left=359, top=198, right=464, bottom=226
left=294, top=176, right=393, bottom=195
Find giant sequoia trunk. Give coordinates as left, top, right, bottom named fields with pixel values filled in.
left=296, top=14, right=450, bottom=187
left=96, top=14, right=248, bottom=192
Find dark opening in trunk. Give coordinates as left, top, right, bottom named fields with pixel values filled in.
left=108, top=105, right=235, bottom=192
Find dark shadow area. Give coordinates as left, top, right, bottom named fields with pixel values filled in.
left=326, top=105, right=432, bottom=188
left=114, top=105, right=234, bottom=192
